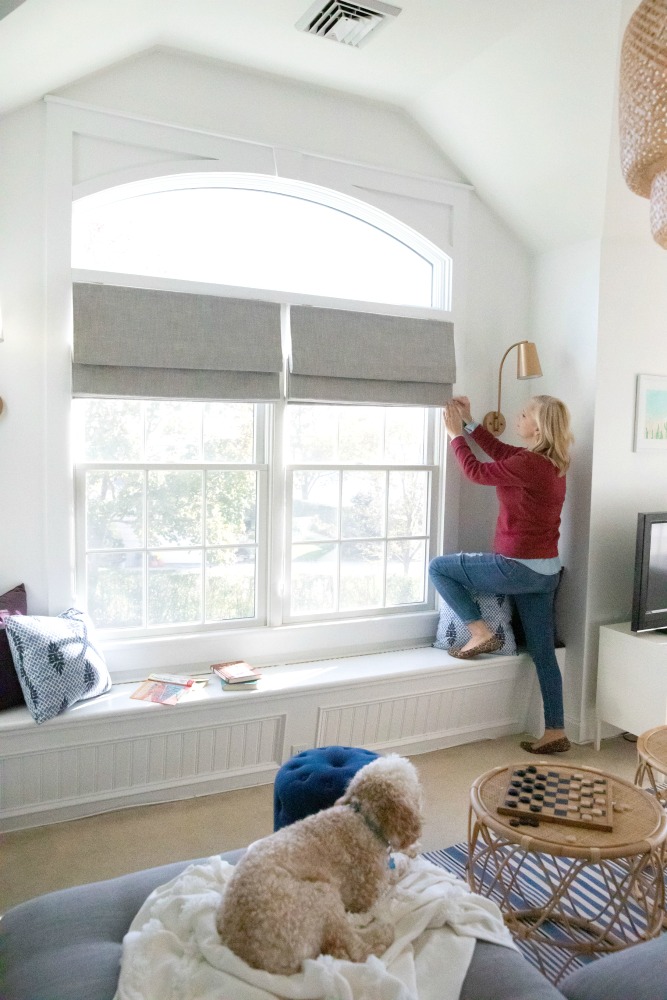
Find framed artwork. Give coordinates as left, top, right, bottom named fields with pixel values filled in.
left=634, top=374, right=667, bottom=451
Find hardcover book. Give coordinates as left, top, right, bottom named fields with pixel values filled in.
left=211, top=660, right=262, bottom=684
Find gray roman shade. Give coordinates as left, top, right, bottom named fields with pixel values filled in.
left=72, top=283, right=283, bottom=400
left=287, top=305, right=456, bottom=406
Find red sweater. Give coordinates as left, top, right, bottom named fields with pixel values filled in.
left=450, top=424, right=565, bottom=558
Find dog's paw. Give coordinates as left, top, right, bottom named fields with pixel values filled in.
left=358, top=918, right=394, bottom=956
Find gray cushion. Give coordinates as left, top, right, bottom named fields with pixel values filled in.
left=560, top=935, right=667, bottom=1000
left=0, top=846, right=567, bottom=1000
left=0, top=849, right=245, bottom=1000
left=460, top=941, right=565, bottom=1000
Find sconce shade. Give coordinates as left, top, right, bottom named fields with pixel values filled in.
left=619, top=0, right=667, bottom=248
left=516, top=340, right=542, bottom=379
left=482, top=340, right=543, bottom=437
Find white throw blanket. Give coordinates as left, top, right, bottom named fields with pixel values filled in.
left=114, top=855, right=516, bottom=1000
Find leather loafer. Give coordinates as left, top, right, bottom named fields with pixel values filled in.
left=519, top=737, right=571, bottom=755
left=448, top=636, right=504, bottom=659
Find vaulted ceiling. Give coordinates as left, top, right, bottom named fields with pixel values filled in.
left=0, top=0, right=626, bottom=252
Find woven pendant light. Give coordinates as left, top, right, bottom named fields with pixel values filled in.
left=619, top=0, right=667, bottom=248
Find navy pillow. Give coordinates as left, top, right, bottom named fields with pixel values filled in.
left=0, top=583, right=27, bottom=710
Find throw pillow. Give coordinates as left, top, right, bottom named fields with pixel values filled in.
left=433, top=590, right=517, bottom=656
left=6, top=608, right=112, bottom=724
left=0, top=583, right=28, bottom=710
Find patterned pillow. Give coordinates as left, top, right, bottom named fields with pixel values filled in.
left=6, top=608, right=111, bottom=724
left=433, top=591, right=517, bottom=655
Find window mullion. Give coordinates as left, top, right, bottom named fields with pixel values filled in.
left=267, top=400, right=286, bottom=627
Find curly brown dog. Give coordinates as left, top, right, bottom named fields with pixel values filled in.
left=216, top=753, right=423, bottom=975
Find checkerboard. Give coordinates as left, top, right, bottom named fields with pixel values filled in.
left=497, top=764, right=613, bottom=831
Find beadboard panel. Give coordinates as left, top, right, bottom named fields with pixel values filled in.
left=0, top=714, right=284, bottom=827
left=316, top=675, right=527, bottom=749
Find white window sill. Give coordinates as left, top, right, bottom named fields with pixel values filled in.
left=0, top=643, right=529, bottom=733
left=98, top=611, right=441, bottom=683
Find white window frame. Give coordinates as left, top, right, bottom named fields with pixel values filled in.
left=57, top=152, right=459, bottom=679
left=73, top=402, right=272, bottom=637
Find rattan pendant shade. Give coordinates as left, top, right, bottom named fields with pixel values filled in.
left=620, top=0, right=667, bottom=247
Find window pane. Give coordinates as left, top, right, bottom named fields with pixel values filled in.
left=147, top=549, right=201, bottom=625
left=74, top=399, right=143, bottom=462
left=75, top=401, right=264, bottom=631
left=206, top=471, right=256, bottom=545
left=86, top=470, right=144, bottom=549
left=286, top=405, right=338, bottom=463
left=292, top=471, right=339, bottom=542
left=206, top=547, right=255, bottom=621
left=147, top=471, right=203, bottom=547
left=290, top=542, right=336, bottom=615
left=384, top=409, right=428, bottom=464
left=73, top=185, right=435, bottom=307
left=341, top=471, right=385, bottom=539
left=340, top=541, right=383, bottom=611
left=204, top=403, right=254, bottom=463
left=146, top=402, right=202, bottom=462
left=286, top=405, right=430, bottom=466
left=338, top=408, right=385, bottom=464
left=86, top=552, right=143, bottom=628
left=386, top=540, right=427, bottom=605
left=387, top=471, right=428, bottom=537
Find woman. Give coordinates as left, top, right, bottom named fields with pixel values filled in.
left=429, top=394, right=574, bottom=755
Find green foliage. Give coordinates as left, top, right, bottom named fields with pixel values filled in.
left=291, top=575, right=335, bottom=615
left=206, top=575, right=255, bottom=620
left=148, top=471, right=203, bottom=546
left=87, top=565, right=143, bottom=628
left=148, top=572, right=200, bottom=626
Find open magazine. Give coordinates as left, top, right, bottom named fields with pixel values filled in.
left=130, top=673, right=209, bottom=706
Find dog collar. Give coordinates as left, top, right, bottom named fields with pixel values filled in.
left=349, top=800, right=391, bottom=850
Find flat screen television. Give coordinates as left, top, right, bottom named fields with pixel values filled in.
left=631, top=512, right=667, bottom=632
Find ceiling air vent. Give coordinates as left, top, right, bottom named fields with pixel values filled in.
left=296, top=0, right=401, bottom=48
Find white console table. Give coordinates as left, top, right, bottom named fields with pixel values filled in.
left=595, top=622, right=667, bottom=749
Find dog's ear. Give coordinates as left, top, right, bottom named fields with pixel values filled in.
left=376, top=795, right=423, bottom=852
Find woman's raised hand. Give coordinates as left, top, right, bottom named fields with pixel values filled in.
left=442, top=402, right=464, bottom=438
left=451, top=396, right=472, bottom=424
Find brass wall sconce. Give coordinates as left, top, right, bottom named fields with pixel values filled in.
left=482, top=340, right=543, bottom=436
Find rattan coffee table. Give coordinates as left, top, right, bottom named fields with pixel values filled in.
left=468, top=761, right=667, bottom=983
left=635, top=724, right=667, bottom=805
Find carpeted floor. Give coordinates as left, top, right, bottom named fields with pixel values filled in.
left=423, top=843, right=667, bottom=985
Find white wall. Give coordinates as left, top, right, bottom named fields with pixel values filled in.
left=0, top=103, right=50, bottom=601
left=570, top=0, right=667, bottom=741
left=525, top=0, right=667, bottom=741
left=58, top=48, right=464, bottom=184
left=0, top=50, right=529, bottom=669
left=455, top=195, right=532, bottom=554
left=531, top=240, right=601, bottom=740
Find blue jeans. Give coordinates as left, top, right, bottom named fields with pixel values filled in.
left=429, top=553, right=563, bottom=730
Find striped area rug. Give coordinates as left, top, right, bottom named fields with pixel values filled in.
left=421, top=843, right=667, bottom=985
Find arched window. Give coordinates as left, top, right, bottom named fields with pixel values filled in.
left=72, top=173, right=450, bottom=308
left=71, top=174, right=451, bottom=639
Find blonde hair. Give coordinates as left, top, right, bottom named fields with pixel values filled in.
left=527, top=395, right=574, bottom=475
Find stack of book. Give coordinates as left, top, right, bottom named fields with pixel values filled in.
left=212, top=660, right=262, bottom=691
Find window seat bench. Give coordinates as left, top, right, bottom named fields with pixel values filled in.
left=0, top=645, right=560, bottom=832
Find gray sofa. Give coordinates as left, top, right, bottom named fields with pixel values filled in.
left=1, top=851, right=666, bottom=1000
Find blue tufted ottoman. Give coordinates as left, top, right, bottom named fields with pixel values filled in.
left=273, top=745, right=380, bottom=831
